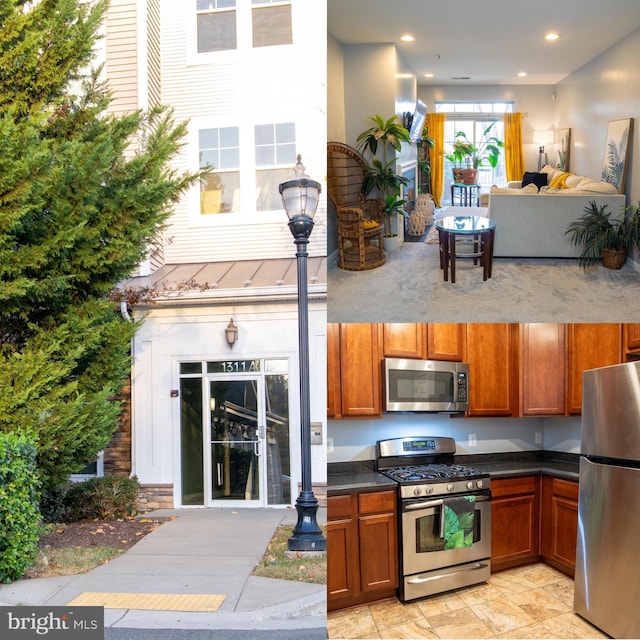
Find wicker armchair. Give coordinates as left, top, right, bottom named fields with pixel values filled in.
left=327, top=142, right=385, bottom=270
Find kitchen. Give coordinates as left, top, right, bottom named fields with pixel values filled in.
left=327, top=323, right=640, bottom=639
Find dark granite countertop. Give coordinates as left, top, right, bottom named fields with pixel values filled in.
left=328, top=451, right=580, bottom=495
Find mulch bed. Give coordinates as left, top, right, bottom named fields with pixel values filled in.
left=38, top=517, right=167, bottom=552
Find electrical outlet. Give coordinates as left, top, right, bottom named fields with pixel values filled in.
left=327, top=438, right=334, bottom=453
left=468, top=433, right=477, bottom=447
left=535, top=432, right=543, bottom=445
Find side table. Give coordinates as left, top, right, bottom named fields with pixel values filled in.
left=435, top=215, right=496, bottom=283
left=451, top=183, right=480, bottom=207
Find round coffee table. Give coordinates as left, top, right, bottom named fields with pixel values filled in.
left=435, top=215, right=496, bottom=283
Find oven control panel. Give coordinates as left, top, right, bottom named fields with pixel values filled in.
left=400, top=477, right=490, bottom=499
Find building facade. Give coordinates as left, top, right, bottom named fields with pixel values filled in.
left=101, top=0, right=327, bottom=510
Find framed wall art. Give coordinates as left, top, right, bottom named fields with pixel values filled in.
left=555, top=128, right=571, bottom=171
left=601, top=118, right=633, bottom=193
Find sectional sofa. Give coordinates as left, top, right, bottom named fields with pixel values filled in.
left=487, top=167, right=626, bottom=258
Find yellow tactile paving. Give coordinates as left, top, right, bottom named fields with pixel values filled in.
left=67, top=592, right=226, bottom=611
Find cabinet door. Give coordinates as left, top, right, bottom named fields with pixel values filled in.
left=382, top=323, right=427, bottom=359
left=327, top=495, right=358, bottom=607
left=540, top=476, right=578, bottom=577
left=624, top=323, right=640, bottom=353
left=327, top=323, right=341, bottom=418
left=567, top=324, right=622, bottom=414
left=520, top=324, right=566, bottom=416
left=357, top=490, right=397, bottom=594
left=427, top=323, right=466, bottom=361
left=340, top=324, right=382, bottom=417
left=491, top=476, right=540, bottom=572
left=466, top=323, right=517, bottom=416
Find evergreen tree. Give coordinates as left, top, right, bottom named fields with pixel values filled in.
left=0, top=0, right=199, bottom=491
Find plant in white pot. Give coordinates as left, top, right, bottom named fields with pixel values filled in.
left=381, top=194, right=408, bottom=252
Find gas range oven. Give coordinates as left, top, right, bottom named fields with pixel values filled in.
left=376, top=436, right=492, bottom=602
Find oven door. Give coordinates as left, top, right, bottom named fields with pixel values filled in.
left=402, top=493, right=491, bottom=577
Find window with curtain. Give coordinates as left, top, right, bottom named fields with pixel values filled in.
left=199, top=126, right=241, bottom=214
left=436, top=102, right=514, bottom=205
left=251, top=0, right=293, bottom=48
left=196, top=0, right=237, bottom=53
left=254, top=122, right=296, bottom=211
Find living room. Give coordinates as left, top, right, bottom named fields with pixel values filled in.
left=327, top=1, right=640, bottom=323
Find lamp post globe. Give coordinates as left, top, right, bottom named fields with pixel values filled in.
left=279, top=155, right=326, bottom=553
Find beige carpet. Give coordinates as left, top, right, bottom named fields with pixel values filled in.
left=328, top=239, right=640, bottom=323
left=424, top=224, right=439, bottom=244
left=67, top=592, right=226, bottom=611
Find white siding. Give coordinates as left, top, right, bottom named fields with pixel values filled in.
left=159, top=0, right=327, bottom=264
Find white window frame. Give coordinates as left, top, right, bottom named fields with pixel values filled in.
left=69, top=451, right=105, bottom=482
left=250, top=0, right=293, bottom=49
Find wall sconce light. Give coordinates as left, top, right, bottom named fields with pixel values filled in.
left=225, top=318, right=238, bottom=349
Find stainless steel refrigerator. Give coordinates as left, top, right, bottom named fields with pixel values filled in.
left=574, top=360, right=640, bottom=639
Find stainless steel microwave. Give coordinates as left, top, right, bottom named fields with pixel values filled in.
left=384, top=358, right=469, bottom=412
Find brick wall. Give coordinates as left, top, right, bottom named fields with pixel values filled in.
left=103, top=377, right=132, bottom=476
left=137, top=484, right=174, bottom=513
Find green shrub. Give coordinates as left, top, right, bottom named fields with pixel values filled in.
left=39, top=483, right=72, bottom=524
left=65, top=475, right=140, bottom=521
left=0, top=433, right=40, bottom=583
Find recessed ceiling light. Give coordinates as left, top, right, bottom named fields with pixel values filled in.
left=545, top=32, right=559, bottom=41
left=401, top=34, right=414, bottom=42
left=518, top=72, right=527, bottom=77
left=424, top=73, right=434, bottom=78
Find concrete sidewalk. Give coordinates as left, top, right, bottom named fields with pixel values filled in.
left=0, top=507, right=327, bottom=636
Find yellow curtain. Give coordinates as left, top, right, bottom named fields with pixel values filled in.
left=503, top=112, right=525, bottom=182
left=426, top=112, right=446, bottom=207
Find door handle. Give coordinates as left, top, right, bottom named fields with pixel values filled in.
left=254, top=440, right=260, bottom=457
left=216, top=463, right=223, bottom=487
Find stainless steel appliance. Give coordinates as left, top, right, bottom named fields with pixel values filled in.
left=384, top=358, right=469, bottom=413
left=376, top=436, right=491, bottom=602
left=574, top=361, right=640, bottom=638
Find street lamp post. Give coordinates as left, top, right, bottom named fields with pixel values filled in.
left=279, top=155, right=327, bottom=553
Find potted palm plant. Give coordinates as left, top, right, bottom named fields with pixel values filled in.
left=452, top=124, right=504, bottom=183
left=565, top=200, right=640, bottom=269
left=357, top=114, right=410, bottom=248
left=446, top=139, right=476, bottom=183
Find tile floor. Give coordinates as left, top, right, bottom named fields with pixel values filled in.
left=327, top=563, right=607, bottom=639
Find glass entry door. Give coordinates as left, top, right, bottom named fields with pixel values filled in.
left=209, top=378, right=264, bottom=505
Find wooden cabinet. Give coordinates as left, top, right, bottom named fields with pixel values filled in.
left=623, top=323, right=640, bottom=358
left=381, top=323, right=465, bottom=361
left=519, top=324, right=566, bottom=416
left=566, top=323, right=622, bottom=414
left=328, top=489, right=397, bottom=611
left=328, top=323, right=382, bottom=418
left=427, top=323, right=466, bottom=361
left=382, top=323, right=427, bottom=359
left=491, top=475, right=540, bottom=571
left=327, top=494, right=358, bottom=603
left=327, top=322, right=341, bottom=418
left=357, top=491, right=397, bottom=594
left=466, top=323, right=518, bottom=417
left=540, top=476, right=578, bottom=577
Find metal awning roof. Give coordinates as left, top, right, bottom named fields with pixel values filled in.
left=120, top=257, right=327, bottom=305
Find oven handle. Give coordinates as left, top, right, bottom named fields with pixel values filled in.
left=404, top=493, right=491, bottom=511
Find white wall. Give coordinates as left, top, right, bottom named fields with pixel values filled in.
left=328, top=414, right=545, bottom=463
left=555, top=28, right=640, bottom=205
left=327, top=32, right=345, bottom=144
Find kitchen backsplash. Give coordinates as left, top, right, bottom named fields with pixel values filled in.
left=328, top=413, right=582, bottom=462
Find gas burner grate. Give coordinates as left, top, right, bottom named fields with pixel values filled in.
left=382, top=463, right=486, bottom=483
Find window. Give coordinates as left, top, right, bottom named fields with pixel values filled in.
left=251, top=1, right=292, bottom=48
left=254, top=122, right=296, bottom=211
left=196, top=0, right=237, bottom=53
left=199, top=127, right=240, bottom=214
left=70, top=451, right=104, bottom=481
left=436, top=102, right=514, bottom=204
